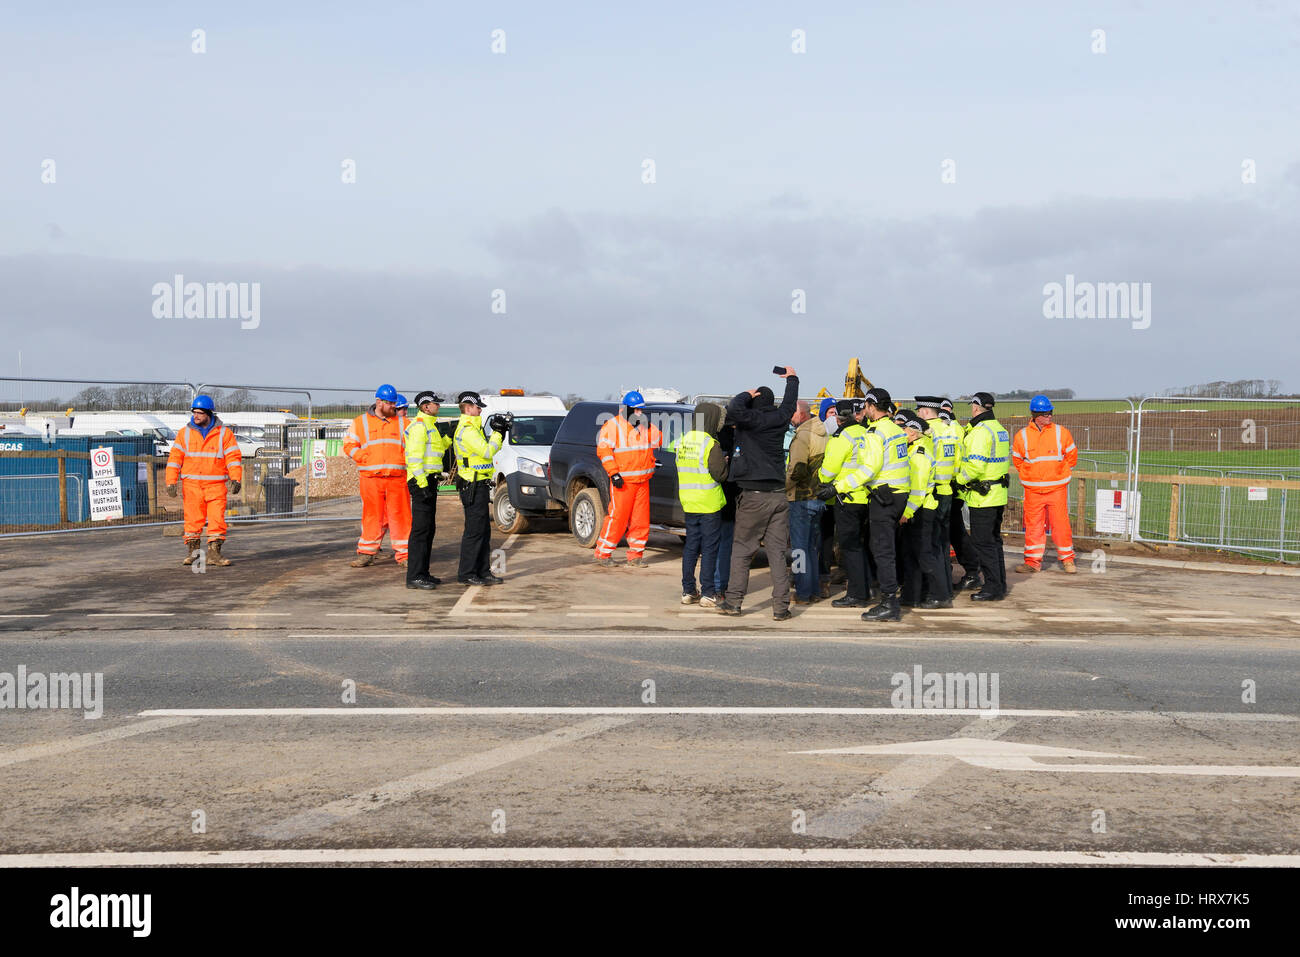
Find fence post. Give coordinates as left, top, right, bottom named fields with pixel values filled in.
left=1074, top=477, right=1086, bottom=535
left=1168, top=482, right=1180, bottom=542
left=57, top=450, right=68, bottom=523
left=146, top=455, right=158, bottom=513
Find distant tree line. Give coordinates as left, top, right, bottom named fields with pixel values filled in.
left=1168, top=379, right=1287, bottom=398
left=998, top=388, right=1077, bottom=400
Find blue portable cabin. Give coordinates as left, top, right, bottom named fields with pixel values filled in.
left=0, top=435, right=154, bottom=526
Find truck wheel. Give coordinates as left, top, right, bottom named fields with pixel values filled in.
left=569, top=487, right=605, bottom=549
left=491, top=483, right=530, bottom=534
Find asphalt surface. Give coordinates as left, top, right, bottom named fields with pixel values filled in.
left=1, top=510, right=1297, bottom=864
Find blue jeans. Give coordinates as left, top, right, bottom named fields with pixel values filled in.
left=788, top=498, right=825, bottom=600
left=714, top=518, right=735, bottom=595
left=682, top=511, right=722, bottom=596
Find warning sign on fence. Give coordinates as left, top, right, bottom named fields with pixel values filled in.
left=1095, top=489, right=1140, bottom=536
left=310, top=454, right=327, bottom=479
left=90, top=446, right=115, bottom=478
left=88, top=476, right=123, bottom=521
left=1248, top=487, right=1268, bottom=501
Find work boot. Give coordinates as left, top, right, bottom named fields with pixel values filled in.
left=970, top=589, right=1005, bottom=602
left=350, top=553, right=375, bottom=567
left=715, top=602, right=742, bottom=616
left=1014, top=563, right=1040, bottom=574
left=955, top=574, right=981, bottom=592
left=918, top=598, right=953, bottom=609
left=625, top=556, right=649, bottom=567
left=772, top=609, right=792, bottom=622
left=1061, top=560, right=1078, bottom=574
left=861, top=592, right=902, bottom=622
left=593, top=556, right=614, bottom=568
left=182, top=538, right=201, bottom=566
left=831, top=596, right=869, bottom=608
left=207, top=540, right=231, bottom=567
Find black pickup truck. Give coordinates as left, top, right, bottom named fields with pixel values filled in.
left=545, top=401, right=698, bottom=547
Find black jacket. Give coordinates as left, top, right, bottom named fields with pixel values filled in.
left=726, top=376, right=799, bottom=488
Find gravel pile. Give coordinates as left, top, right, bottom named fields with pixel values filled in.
left=285, top=455, right=360, bottom=499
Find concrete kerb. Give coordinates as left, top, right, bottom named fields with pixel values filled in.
left=1001, top=545, right=1300, bottom=577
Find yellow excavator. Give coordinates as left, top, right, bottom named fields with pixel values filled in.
left=814, top=358, right=873, bottom=401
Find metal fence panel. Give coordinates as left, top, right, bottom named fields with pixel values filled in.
left=1132, top=397, right=1300, bottom=562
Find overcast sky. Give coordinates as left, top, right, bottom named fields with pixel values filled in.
left=4, top=0, right=1299, bottom=402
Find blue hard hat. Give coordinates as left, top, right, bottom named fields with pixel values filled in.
left=395, top=394, right=409, bottom=409
left=622, top=390, right=646, bottom=409
left=1029, top=394, right=1054, bottom=414
left=818, top=397, right=837, bottom=421
left=375, top=384, right=398, bottom=402
left=191, top=394, right=215, bottom=412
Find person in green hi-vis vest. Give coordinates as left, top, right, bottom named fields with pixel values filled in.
left=670, top=402, right=728, bottom=607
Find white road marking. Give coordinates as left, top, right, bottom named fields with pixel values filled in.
left=1040, top=616, right=1130, bottom=623
left=135, top=706, right=1299, bottom=722
left=0, top=614, right=49, bottom=619
left=799, top=737, right=1300, bottom=777
left=259, top=716, right=630, bottom=840
left=503, top=533, right=518, bottom=549
left=283, top=632, right=1090, bottom=642
left=917, top=616, right=1012, bottom=623
left=86, top=613, right=174, bottom=618
left=807, top=716, right=1017, bottom=839
left=571, top=605, right=649, bottom=610
left=448, top=586, right=532, bottom=618
left=566, top=612, right=648, bottom=619
left=1027, top=608, right=1112, bottom=614
left=2, top=848, right=1294, bottom=867
left=0, top=717, right=197, bottom=768
left=214, top=612, right=291, bottom=617
left=1167, top=617, right=1257, bottom=624
left=326, top=613, right=401, bottom=618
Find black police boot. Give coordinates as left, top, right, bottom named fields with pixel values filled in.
left=955, top=574, right=980, bottom=592
left=831, top=596, right=869, bottom=608
left=918, top=598, right=953, bottom=609
left=861, top=592, right=902, bottom=622
left=970, top=588, right=1004, bottom=601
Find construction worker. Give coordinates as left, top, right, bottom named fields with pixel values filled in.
left=841, top=389, right=910, bottom=622
left=955, top=392, right=1012, bottom=600
left=165, top=394, right=242, bottom=567
left=672, top=402, right=727, bottom=605
left=453, top=391, right=508, bottom=585
left=404, top=391, right=451, bottom=590
left=1012, top=394, right=1079, bottom=574
left=816, top=398, right=874, bottom=608
left=344, top=384, right=411, bottom=567
left=595, top=391, right=662, bottom=567
left=895, top=410, right=948, bottom=609
left=916, top=396, right=957, bottom=604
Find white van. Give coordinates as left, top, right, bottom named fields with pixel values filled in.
left=475, top=392, right=567, bottom=533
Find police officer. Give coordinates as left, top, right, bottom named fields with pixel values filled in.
left=453, top=391, right=508, bottom=586
left=847, top=389, right=910, bottom=622
left=816, top=398, right=873, bottom=607
left=895, top=409, right=947, bottom=609
left=955, top=391, right=1011, bottom=600
left=404, top=391, right=451, bottom=590
left=916, top=396, right=957, bottom=604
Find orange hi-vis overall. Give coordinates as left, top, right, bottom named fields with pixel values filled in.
left=344, top=407, right=411, bottom=561
left=1012, top=421, right=1078, bottom=566
left=166, top=416, right=242, bottom=540
left=595, top=414, right=662, bottom=560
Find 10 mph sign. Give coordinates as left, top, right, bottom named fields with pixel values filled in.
left=90, top=446, right=115, bottom=477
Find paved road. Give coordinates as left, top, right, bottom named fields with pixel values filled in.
left=1, top=517, right=1297, bottom=865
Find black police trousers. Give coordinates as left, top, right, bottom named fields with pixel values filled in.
left=833, top=500, right=872, bottom=600
left=868, top=489, right=908, bottom=596
left=407, top=480, right=438, bottom=584
left=458, top=480, right=493, bottom=581
left=932, top=494, right=955, bottom=599
left=967, top=503, right=1007, bottom=595
left=900, top=509, right=943, bottom=605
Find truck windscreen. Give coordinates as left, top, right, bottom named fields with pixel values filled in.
left=509, top=416, right=565, bottom=446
